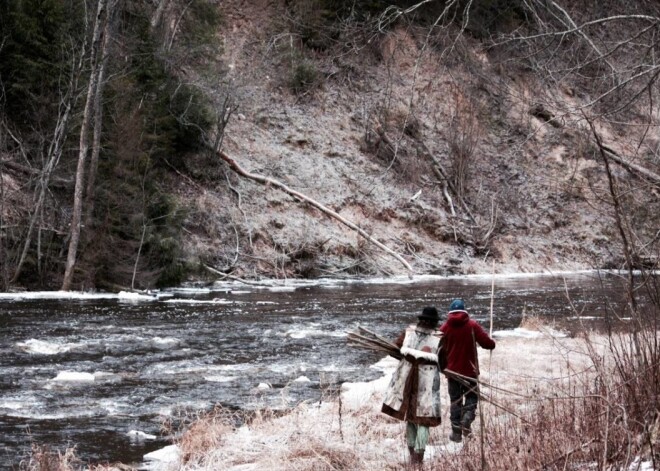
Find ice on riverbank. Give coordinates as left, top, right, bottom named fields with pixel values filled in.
left=16, top=338, right=83, bottom=355
left=128, top=430, right=157, bottom=441
left=142, top=445, right=181, bottom=470
left=51, top=372, right=95, bottom=382
left=0, top=290, right=158, bottom=301
left=492, top=326, right=568, bottom=339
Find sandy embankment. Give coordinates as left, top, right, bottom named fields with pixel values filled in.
left=140, top=322, right=611, bottom=471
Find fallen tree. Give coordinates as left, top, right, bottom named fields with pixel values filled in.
left=216, top=149, right=414, bottom=277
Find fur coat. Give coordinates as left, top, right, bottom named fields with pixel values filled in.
left=381, top=324, right=442, bottom=427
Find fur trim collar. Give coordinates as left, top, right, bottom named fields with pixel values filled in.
left=400, top=347, right=438, bottom=363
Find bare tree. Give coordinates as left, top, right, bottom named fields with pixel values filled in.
left=11, top=37, right=89, bottom=283
left=495, top=1, right=660, bottom=308
left=85, top=0, right=119, bottom=228
left=447, top=86, right=481, bottom=204
left=62, top=0, right=116, bottom=291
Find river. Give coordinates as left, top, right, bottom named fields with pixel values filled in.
left=0, top=272, right=633, bottom=469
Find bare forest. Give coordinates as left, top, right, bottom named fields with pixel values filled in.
left=1, top=0, right=659, bottom=291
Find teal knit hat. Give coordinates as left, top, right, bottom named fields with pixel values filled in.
left=449, top=299, right=465, bottom=312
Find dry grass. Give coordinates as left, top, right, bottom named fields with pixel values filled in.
left=20, top=444, right=137, bottom=471
left=177, top=410, right=232, bottom=466
left=285, top=440, right=361, bottom=471
left=174, top=319, right=658, bottom=471
left=21, top=320, right=659, bottom=471
left=518, top=313, right=547, bottom=331
left=19, top=445, right=80, bottom=471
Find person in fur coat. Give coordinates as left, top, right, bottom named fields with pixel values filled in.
left=382, top=306, right=443, bottom=466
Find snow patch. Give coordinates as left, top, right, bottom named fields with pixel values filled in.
left=16, top=339, right=81, bottom=355
left=492, top=327, right=567, bottom=339
left=204, top=375, right=238, bottom=383
left=0, top=291, right=118, bottom=300
left=628, top=458, right=655, bottom=470
left=0, top=290, right=161, bottom=301
left=151, top=337, right=181, bottom=347
left=293, top=376, right=311, bottom=383
left=163, top=298, right=236, bottom=304
left=117, top=291, right=157, bottom=302
left=341, top=374, right=392, bottom=410
left=283, top=328, right=347, bottom=339
left=142, top=445, right=181, bottom=470
left=0, top=401, right=25, bottom=410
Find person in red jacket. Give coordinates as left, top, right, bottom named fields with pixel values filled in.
left=439, top=298, right=496, bottom=443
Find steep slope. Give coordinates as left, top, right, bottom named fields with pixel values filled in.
left=177, top=0, right=651, bottom=280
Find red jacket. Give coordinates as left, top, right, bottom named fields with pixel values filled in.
left=439, top=310, right=495, bottom=378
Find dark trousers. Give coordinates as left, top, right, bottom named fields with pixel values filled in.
left=448, top=377, right=479, bottom=433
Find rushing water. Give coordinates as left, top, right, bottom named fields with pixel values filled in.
left=0, top=272, right=635, bottom=469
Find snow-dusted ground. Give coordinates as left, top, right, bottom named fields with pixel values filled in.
left=138, top=324, right=631, bottom=471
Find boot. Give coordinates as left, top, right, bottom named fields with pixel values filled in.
left=407, top=448, right=424, bottom=468
left=461, top=412, right=475, bottom=438
left=408, top=446, right=416, bottom=467
left=415, top=448, right=425, bottom=465
left=449, top=425, right=462, bottom=443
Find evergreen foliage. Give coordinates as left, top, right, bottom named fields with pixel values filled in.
left=82, top=4, right=217, bottom=289
left=0, top=0, right=86, bottom=127
left=1, top=0, right=221, bottom=290
left=290, top=59, right=319, bottom=94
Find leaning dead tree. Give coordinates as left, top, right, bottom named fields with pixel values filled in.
left=592, top=142, right=660, bottom=187
left=216, top=149, right=414, bottom=276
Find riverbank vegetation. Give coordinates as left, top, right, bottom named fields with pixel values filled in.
left=166, top=302, right=659, bottom=470
left=22, top=301, right=659, bottom=470
left=1, top=0, right=220, bottom=290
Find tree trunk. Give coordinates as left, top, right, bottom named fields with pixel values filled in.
left=597, top=142, right=660, bottom=186
left=61, top=0, right=108, bottom=291
left=85, top=0, right=117, bottom=228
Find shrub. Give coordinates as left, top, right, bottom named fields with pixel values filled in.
left=290, top=60, right=319, bottom=94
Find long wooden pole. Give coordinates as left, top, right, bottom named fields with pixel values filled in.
left=489, top=261, right=495, bottom=337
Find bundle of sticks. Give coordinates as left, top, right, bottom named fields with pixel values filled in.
left=348, top=326, right=526, bottom=422
left=347, top=326, right=402, bottom=360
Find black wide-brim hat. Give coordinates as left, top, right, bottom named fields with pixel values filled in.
left=418, top=306, right=440, bottom=322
